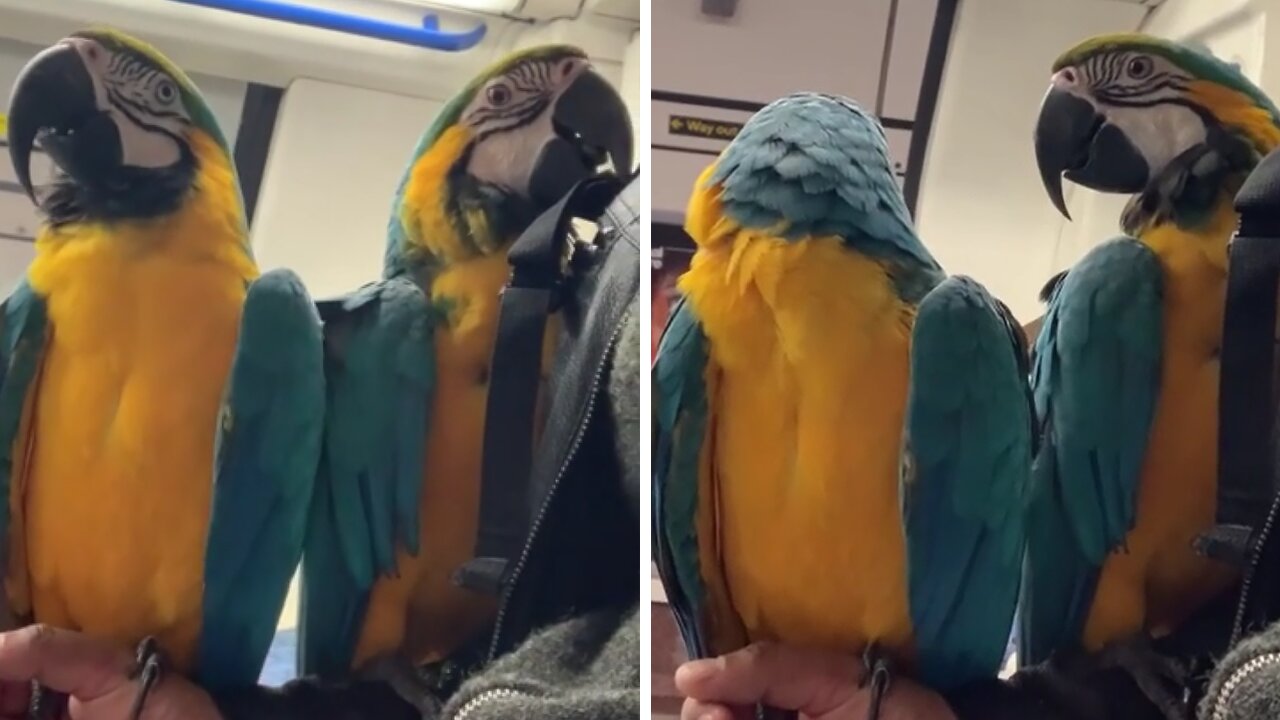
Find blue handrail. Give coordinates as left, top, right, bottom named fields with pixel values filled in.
left=167, top=0, right=487, bottom=51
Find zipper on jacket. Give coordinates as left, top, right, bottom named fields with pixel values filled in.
left=1230, top=492, right=1280, bottom=647
left=487, top=304, right=634, bottom=661
left=1209, top=651, right=1280, bottom=720
left=449, top=687, right=536, bottom=720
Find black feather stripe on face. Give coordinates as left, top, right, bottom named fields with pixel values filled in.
left=106, top=86, right=185, bottom=137
left=469, top=97, right=550, bottom=142
left=1081, top=51, right=1190, bottom=106
left=462, top=57, right=562, bottom=142
left=104, top=54, right=189, bottom=124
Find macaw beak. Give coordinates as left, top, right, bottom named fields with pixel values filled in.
left=7, top=41, right=119, bottom=202
left=529, top=68, right=635, bottom=208
left=1033, top=86, right=1149, bottom=219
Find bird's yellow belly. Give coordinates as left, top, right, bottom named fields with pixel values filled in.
left=17, top=254, right=248, bottom=672
left=716, top=355, right=913, bottom=657
left=686, top=236, right=916, bottom=661
left=1084, top=229, right=1236, bottom=649
left=354, top=253, right=557, bottom=668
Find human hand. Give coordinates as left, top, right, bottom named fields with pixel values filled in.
left=675, top=642, right=957, bottom=720
left=0, top=625, right=223, bottom=720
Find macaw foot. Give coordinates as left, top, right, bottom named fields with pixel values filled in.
left=27, top=681, right=66, bottom=720
left=358, top=652, right=443, bottom=717
left=125, top=636, right=168, bottom=720
left=1097, top=634, right=1191, bottom=720
left=860, top=643, right=894, bottom=720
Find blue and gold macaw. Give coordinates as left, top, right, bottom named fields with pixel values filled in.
left=652, top=92, right=1033, bottom=701
left=298, top=45, right=633, bottom=678
left=1021, top=33, right=1280, bottom=718
left=0, top=28, right=325, bottom=704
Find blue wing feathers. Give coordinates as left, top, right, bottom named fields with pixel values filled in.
left=653, top=298, right=711, bottom=660
left=1019, top=449, right=1099, bottom=663
left=0, top=280, right=47, bottom=619
left=904, top=276, right=1032, bottom=690
left=199, top=269, right=325, bottom=690
left=297, top=462, right=369, bottom=677
left=298, top=277, right=434, bottom=677
left=1019, top=238, right=1163, bottom=664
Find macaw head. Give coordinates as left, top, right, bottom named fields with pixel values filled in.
left=1034, top=33, right=1280, bottom=218
left=389, top=44, right=633, bottom=273
left=690, top=92, right=918, bottom=253
left=7, top=28, right=235, bottom=227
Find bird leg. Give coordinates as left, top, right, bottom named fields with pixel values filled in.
left=27, top=682, right=66, bottom=720
left=1095, top=633, right=1191, bottom=720
left=125, top=636, right=168, bottom=720
left=860, top=643, right=893, bottom=720
left=754, top=646, right=893, bottom=720
left=357, top=652, right=443, bottom=717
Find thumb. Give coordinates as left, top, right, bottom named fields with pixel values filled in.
left=0, top=625, right=133, bottom=702
left=675, top=643, right=864, bottom=715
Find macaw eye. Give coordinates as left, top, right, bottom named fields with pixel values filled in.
left=486, top=83, right=512, bottom=107
left=1126, top=56, right=1154, bottom=79
left=154, top=79, right=177, bottom=105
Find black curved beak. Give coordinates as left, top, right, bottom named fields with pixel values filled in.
left=530, top=68, right=635, bottom=207
left=7, top=41, right=118, bottom=202
left=1034, top=87, right=1148, bottom=219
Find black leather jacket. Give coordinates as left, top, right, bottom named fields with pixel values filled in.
left=213, top=174, right=641, bottom=720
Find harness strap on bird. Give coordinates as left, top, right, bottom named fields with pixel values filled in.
left=453, top=173, right=626, bottom=596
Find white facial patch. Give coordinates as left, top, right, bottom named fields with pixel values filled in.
left=466, top=110, right=557, bottom=195
left=1105, top=102, right=1207, bottom=179
left=65, top=36, right=190, bottom=170
left=112, top=115, right=182, bottom=168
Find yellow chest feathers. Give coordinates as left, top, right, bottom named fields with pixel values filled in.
left=14, top=143, right=257, bottom=660
left=1139, top=192, right=1233, bottom=353
left=681, top=234, right=917, bottom=653
left=679, top=234, right=914, bottom=368
left=26, top=133, right=256, bottom=365
left=20, top=146, right=255, bottom=484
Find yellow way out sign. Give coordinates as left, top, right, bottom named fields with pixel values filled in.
left=669, top=114, right=742, bottom=141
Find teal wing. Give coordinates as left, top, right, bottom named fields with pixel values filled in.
left=198, top=269, right=325, bottom=691
left=653, top=298, right=713, bottom=659
left=1018, top=238, right=1163, bottom=664
left=298, top=276, right=435, bottom=677
left=903, top=276, right=1033, bottom=690
left=0, top=279, right=46, bottom=628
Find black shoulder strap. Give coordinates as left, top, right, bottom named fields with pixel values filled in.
left=453, top=174, right=625, bottom=595
left=1198, top=150, right=1280, bottom=567
left=1217, top=231, right=1280, bottom=532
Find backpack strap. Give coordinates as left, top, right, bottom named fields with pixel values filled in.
left=1190, top=149, right=1280, bottom=651
left=1197, top=149, right=1280, bottom=568
left=453, top=174, right=626, bottom=595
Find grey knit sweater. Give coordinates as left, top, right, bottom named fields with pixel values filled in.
left=440, top=607, right=639, bottom=720
left=1199, top=623, right=1280, bottom=720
